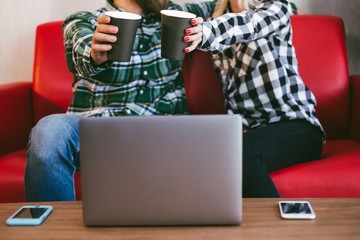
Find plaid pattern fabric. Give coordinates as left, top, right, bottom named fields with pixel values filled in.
left=63, top=0, right=216, bottom=117
left=290, top=2, right=298, bottom=14
left=201, top=0, right=324, bottom=135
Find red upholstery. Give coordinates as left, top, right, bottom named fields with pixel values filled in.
left=0, top=149, right=28, bottom=202
left=182, top=49, right=226, bottom=115
left=349, top=75, right=360, bottom=142
left=32, top=21, right=74, bottom=123
left=271, top=16, right=360, bottom=197
left=0, top=16, right=359, bottom=202
left=291, top=16, right=349, bottom=140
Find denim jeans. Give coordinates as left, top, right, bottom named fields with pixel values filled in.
left=25, top=114, right=81, bottom=201
left=243, top=120, right=323, bottom=197
left=25, top=114, right=323, bottom=201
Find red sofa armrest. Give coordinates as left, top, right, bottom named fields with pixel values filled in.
left=0, top=82, right=34, bottom=156
left=349, top=75, right=360, bottom=142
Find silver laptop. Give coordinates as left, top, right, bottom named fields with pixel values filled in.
left=79, top=115, right=243, bottom=226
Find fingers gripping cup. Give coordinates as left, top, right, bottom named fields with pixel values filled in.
left=105, top=11, right=142, bottom=62
left=160, top=10, right=196, bottom=60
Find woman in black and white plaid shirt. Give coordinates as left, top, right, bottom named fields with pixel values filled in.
left=185, top=0, right=325, bottom=197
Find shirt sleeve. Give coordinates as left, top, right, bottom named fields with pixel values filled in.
left=62, top=11, right=109, bottom=77
left=200, top=0, right=292, bottom=53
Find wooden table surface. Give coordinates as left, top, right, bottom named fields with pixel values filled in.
left=1, top=198, right=359, bottom=240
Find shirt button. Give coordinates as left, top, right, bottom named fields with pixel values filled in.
left=139, top=44, right=143, bottom=49
left=139, top=89, right=144, bottom=94
left=126, top=109, right=131, bottom=114
left=143, top=70, right=148, bottom=76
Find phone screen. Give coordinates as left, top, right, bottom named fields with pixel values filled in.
left=280, top=202, right=312, bottom=214
left=279, top=201, right=316, bottom=219
left=13, top=207, right=49, bottom=219
left=6, top=206, right=53, bottom=226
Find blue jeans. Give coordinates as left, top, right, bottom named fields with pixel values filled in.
left=25, top=114, right=81, bottom=201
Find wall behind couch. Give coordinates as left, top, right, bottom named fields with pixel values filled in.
left=0, top=0, right=358, bottom=85
left=292, top=0, right=360, bottom=78
left=0, top=0, right=103, bottom=85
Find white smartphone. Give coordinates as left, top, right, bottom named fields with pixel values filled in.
left=6, top=205, right=53, bottom=226
left=278, top=201, right=316, bottom=220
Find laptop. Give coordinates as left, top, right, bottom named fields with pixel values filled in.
left=79, top=114, right=243, bottom=226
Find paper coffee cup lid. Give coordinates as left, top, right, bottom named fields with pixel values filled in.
left=160, top=10, right=196, bottom=19
left=105, top=11, right=142, bottom=20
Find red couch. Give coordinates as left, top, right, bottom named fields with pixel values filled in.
left=1, top=16, right=359, bottom=203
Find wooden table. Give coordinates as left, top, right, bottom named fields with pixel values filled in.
left=1, top=198, right=359, bottom=240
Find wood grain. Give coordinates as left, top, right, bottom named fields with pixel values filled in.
left=1, top=199, right=359, bottom=240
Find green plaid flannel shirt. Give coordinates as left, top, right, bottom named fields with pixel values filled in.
left=63, top=0, right=215, bottom=117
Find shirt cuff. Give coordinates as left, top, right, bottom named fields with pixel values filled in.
left=199, top=21, right=221, bottom=54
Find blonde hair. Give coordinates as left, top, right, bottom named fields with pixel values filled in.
left=212, top=0, right=265, bottom=18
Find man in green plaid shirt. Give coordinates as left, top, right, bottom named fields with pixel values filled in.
left=64, top=0, right=214, bottom=116
left=24, top=0, right=215, bottom=202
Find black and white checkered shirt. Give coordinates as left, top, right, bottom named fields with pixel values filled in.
left=200, top=0, right=324, bottom=135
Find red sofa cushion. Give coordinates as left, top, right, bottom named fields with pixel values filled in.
left=32, top=21, right=73, bottom=123
left=183, top=51, right=226, bottom=114
left=0, top=148, right=82, bottom=203
left=349, top=75, right=360, bottom=142
left=0, top=149, right=28, bottom=202
left=271, top=140, right=360, bottom=197
left=291, top=15, right=350, bottom=139
left=0, top=82, right=33, bottom=156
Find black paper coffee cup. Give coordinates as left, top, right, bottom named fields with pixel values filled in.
left=105, top=11, right=142, bottom=62
left=160, top=10, right=196, bottom=61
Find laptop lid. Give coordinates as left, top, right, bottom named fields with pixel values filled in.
left=79, top=115, right=243, bottom=226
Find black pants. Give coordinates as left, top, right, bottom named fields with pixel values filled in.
left=243, top=120, right=324, bottom=197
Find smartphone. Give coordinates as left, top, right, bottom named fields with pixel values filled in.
left=278, top=201, right=316, bottom=220
left=6, top=205, right=53, bottom=226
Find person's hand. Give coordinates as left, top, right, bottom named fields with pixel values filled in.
left=91, top=15, right=118, bottom=65
left=183, top=17, right=204, bottom=53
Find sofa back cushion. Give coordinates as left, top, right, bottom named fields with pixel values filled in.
left=291, top=15, right=349, bottom=139
left=183, top=50, right=226, bottom=114
left=184, top=15, right=350, bottom=140
left=32, top=21, right=73, bottom=123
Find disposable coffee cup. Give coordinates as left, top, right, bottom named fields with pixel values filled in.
left=160, top=10, right=196, bottom=60
left=105, top=11, right=142, bottom=62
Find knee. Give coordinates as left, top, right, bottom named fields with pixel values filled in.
left=27, top=114, right=80, bottom=159
left=30, top=114, right=75, bottom=142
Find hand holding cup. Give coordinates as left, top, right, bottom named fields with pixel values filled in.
left=160, top=10, right=197, bottom=60
left=183, top=17, right=204, bottom=54
left=91, top=15, right=119, bottom=66
left=105, top=11, right=142, bottom=62
left=91, top=11, right=141, bottom=64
